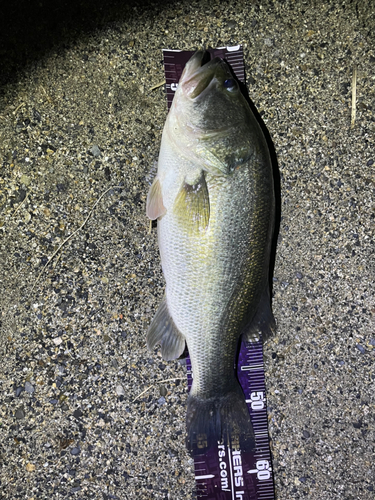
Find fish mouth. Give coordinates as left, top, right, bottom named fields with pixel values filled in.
left=180, top=50, right=231, bottom=99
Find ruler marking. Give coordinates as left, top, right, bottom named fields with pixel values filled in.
left=227, top=445, right=235, bottom=500
left=195, top=474, right=215, bottom=480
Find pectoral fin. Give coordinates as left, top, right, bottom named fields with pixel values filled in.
left=146, top=177, right=166, bottom=220
left=147, top=296, right=186, bottom=361
left=174, top=172, right=210, bottom=232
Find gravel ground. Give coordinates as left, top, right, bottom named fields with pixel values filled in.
left=0, top=1, right=374, bottom=499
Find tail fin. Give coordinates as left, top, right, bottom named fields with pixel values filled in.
left=186, top=384, right=255, bottom=453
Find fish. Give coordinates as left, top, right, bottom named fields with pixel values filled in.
left=146, top=50, right=275, bottom=453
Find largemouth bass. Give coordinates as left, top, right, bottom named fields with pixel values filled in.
left=146, top=51, right=275, bottom=453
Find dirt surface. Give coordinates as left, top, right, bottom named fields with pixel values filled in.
left=0, top=1, right=374, bottom=499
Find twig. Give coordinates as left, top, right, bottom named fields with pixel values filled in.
left=351, top=65, right=357, bottom=128
left=10, top=191, right=29, bottom=218
left=132, top=377, right=182, bottom=402
left=149, top=80, right=166, bottom=91
left=13, top=102, right=26, bottom=115
left=41, top=85, right=54, bottom=104
left=31, top=185, right=122, bottom=293
left=132, top=385, right=153, bottom=402
left=159, top=377, right=182, bottom=384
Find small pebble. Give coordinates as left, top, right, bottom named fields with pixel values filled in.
left=73, top=409, right=84, bottom=419
left=89, top=145, right=101, bottom=157
left=116, top=385, right=125, bottom=396
left=15, top=409, right=25, bottom=420
left=226, top=20, right=237, bottom=29
left=70, top=447, right=81, bottom=456
left=15, top=386, right=24, bottom=397
left=20, top=174, right=30, bottom=185
left=25, top=381, right=34, bottom=394
left=355, top=344, right=366, bottom=354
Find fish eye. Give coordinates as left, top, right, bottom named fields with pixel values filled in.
left=223, top=78, right=238, bottom=92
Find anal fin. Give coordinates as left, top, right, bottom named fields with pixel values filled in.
left=147, top=296, right=186, bottom=361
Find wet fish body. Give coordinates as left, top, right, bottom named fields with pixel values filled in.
left=147, top=51, right=275, bottom=452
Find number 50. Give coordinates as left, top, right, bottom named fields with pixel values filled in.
left=250, top=391, right=265, bottom=410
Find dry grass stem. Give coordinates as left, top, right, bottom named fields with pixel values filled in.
left=149, top=80, right=166, bottom=91
left=351, top=65, right=357, bottom=128
left=132, top=377, right=182, bottom=402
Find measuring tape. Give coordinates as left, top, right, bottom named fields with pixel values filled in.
left=162, top=47, right=275, bottom=500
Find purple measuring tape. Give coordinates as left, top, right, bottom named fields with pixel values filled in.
left=162, top=47, right=275, bottom=500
